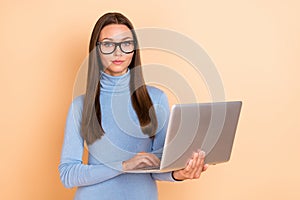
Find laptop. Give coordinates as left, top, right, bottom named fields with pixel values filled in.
left=125, top=101, right=242, bottom=173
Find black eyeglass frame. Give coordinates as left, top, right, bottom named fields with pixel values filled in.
left=96, top=40, right=136, bottom=55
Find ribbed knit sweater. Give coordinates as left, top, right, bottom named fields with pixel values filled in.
left=59, top=70, right=176, bottom=200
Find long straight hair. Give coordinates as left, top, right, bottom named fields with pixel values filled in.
left=81, top=12, right=158, bottom=145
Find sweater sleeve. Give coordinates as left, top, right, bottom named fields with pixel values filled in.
left=58, top=96, right=123, bottom=188
left=150, top=92, right=178, bottom=182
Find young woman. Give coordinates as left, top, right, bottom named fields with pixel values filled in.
left=59, top=12, right=208, bottom=200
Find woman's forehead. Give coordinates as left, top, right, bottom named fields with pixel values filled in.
left=99, top=24, right=133, bottom=41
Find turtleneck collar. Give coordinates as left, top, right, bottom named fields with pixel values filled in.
left=100, top=69, right=131, bottom=93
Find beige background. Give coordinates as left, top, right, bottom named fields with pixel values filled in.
left=1, top=0, right=299, bottom=199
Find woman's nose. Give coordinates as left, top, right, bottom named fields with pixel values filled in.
left=113, top=45, right=123, bottom=56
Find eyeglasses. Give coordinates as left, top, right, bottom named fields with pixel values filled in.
left=96, top=40, right=136, bottom=54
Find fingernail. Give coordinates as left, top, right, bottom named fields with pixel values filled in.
left=201, top=151, right=206, bottom=157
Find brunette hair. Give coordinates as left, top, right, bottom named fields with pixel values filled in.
left=81, top=12, right=157, bottom=145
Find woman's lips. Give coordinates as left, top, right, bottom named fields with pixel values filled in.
left=112, top=60, right=124, bottom=65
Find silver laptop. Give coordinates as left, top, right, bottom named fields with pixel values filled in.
left=125, top=101, right=242, bottom=173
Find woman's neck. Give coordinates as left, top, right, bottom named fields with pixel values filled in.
left=100, top=69, right=130, bottom=93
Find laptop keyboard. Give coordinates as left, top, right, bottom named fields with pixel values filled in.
left=138, top=166, right=160, bottom=170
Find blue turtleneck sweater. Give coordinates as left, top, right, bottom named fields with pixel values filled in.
left=59, top=70, right=177, bottom=200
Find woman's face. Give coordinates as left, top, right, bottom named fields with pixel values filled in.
left=98, top=24, right=134, bottom=76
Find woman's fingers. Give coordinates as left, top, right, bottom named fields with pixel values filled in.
left=194, top=151, right=205, bottom=178
left=184, top=160, right=192, bottom=172
left=138, top=152, right=160, bottom=167
left=189, top=151, right=204, bottom=179
left=123, top=152, right=161, bottom=170
left=149, top=153, right=161, bottom=166
left=174, top=150, right=207, bottom=180
left=190, top=153, right=200, bottom=178
left=187, top=152, right=199, bottom=178
left=203, top=164, right=209, bottom=172
left=191, top=152, right=197, bottom=168
left=136, top=157, right=155, bottom=169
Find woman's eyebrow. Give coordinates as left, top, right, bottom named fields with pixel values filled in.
left=100, top=36, right=133, bottom=42
left=100, top=38, right=113, bottom=41
left=121, top=36, right=133, bottom=41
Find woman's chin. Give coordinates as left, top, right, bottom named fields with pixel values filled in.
left=104, top=66, right=128, bottom=76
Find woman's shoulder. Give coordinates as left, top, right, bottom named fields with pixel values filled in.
left=73, top=94, right=85, bottom=103
left=70, top=95, right=85, bottom=110
left=146, top=85, right=168, bottom=103
left=146, top=85, right=165, bottom=96
left=65, top=95, right=85, bottom=121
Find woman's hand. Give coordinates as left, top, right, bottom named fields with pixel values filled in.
left=122, top=152, right=161, bottom=171
left=172, top=150, right=208, bottom=181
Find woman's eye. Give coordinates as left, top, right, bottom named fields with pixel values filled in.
left=103, top=42, right=114, bottom=47
left=123, top=41, right=132, bottom=46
